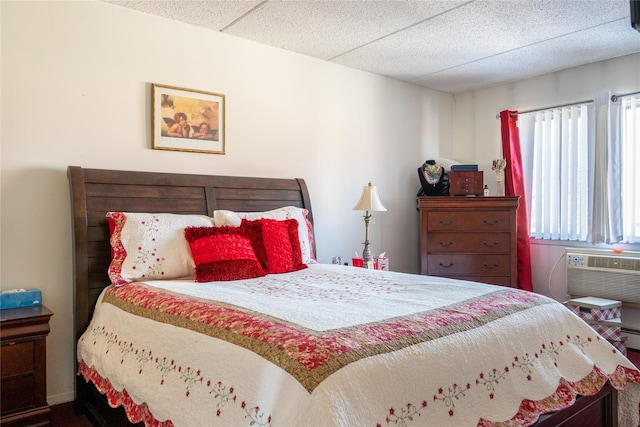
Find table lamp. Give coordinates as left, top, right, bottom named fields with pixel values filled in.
left=353, top=182, right=386, bottom=265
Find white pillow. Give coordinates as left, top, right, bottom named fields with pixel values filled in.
left=212, top=207, right=315, bottom=264
left=107, top=212, right=214, bottom=285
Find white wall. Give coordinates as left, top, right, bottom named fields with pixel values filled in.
left=1, top=1, right=452, bottom=404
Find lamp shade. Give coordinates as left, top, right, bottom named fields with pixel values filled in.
left=353, top=182, right=387, bottom=212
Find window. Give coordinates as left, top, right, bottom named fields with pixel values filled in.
left=621, top=95, right=640, bottom=243
left=519, top=94, right=640, bottom=244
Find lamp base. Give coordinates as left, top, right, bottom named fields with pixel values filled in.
left=362, top=243, right=373, bottom=266
left=361, top=212, right=374, bottom=268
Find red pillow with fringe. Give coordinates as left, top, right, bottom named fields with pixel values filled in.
left=184, top=226, right=266, bottom=282
left=240, top=218, right=307, bottom=274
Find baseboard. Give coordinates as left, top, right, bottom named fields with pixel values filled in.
left=47, top=390, right=75, bottom=406
left=623, top=327, right=640, bottom=350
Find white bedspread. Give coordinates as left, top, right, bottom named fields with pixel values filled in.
left=78, top=264, right=640, bottom=426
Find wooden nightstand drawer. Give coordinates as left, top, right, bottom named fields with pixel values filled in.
left=1, top=342, right=34, bottom=378
left=426, top=211, right=511, bottom=232
left=1, top=375, right=35, bottom=414
left=426, top=232, right=511, bottom=253
left=427, top=254, right=511, bottom=276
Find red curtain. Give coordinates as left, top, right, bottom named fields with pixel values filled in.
left=500, top=110, right=533, bottom=292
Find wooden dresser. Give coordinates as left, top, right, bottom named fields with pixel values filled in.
left=0, top=305, right=53, bottom=426
left=418, top=196, right=519, bottom=288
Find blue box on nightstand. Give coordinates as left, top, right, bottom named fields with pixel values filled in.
left=0, top=289, right=42, bottom=309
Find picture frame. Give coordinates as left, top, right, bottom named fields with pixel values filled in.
left=152, top=83, right=225, bottom=154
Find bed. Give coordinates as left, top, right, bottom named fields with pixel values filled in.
left=68, top=166, right=640, bottom=427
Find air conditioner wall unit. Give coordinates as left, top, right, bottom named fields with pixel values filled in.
left=566, top=249, right=640, bottom=304
left=565, top=248, right=640, bottom=350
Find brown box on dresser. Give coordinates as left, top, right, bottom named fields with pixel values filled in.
left=418, top=196, right=519, bottom=288
left=1, top=305, right=53, bottom=427
left=448, top=171, right=484, bottom=196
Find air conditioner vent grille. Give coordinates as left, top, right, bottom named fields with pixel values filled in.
left=588, top=256, right=640, bottom=272
left=566, top=250, right=640, bottom=305
left=567, top=270, right=640, bottom=303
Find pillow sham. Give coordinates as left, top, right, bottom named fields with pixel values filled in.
left=212, top=206, right=315, bottom=264
left=184, top=226, right=266, bottom=282
left=107, top=212, right=214, bottom=285
left=240, top=218, right=307, bottom=274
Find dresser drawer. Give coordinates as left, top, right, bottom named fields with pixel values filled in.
left=427, top=254, right=511, bottom=276
left=426, top=232, right=511, bottom=254
left=426, top=211, right=511, bottom=232
left=1, top=342, right=34, bottom=378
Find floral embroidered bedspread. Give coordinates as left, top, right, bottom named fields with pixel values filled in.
left=77, top=264, right=640, bottom=427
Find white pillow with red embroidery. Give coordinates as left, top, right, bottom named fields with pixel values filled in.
left=211, top=206, right=315, bottom=264
left=107, top=212, right=214, bottom=285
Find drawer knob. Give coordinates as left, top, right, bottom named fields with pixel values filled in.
left=483, top=241, right=498, bottom=248
left=439, top=219, right=454, bottom=226
left=483, top=219, right=499, bottom=225
left=483, top=262, right=499, bottom=269
left=439, top=241, right=454, bottom=247
left=439, top=262, right=454, bottom=268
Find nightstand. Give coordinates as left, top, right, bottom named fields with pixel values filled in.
left=1, top=305, right=53, bottom=426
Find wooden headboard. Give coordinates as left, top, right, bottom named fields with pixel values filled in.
left=68, top=166, right=314, bottom=346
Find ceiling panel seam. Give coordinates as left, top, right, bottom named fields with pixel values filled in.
left=327, top=0, right=475, bottom=61
left=220, top=0, right=268, bottom=32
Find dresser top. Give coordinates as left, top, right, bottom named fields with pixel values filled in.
left=418, top=196, right=519, bottom=209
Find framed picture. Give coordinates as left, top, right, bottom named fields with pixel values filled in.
left=152, top=83, right=225, bottom=154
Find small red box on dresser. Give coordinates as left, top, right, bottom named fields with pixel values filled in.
left=448, top=171, right=484, bottom=196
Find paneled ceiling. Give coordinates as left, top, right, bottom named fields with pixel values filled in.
left=102, top=0, right=640, bottom=94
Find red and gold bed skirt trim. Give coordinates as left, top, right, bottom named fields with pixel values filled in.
left=80, top=359, right=639, bottom=427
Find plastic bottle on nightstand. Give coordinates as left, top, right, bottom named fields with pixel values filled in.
left=483, top=185, right=489, bottom=196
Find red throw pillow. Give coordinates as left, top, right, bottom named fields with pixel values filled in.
left=184, top=226, right=266, bottom=282
left=240, top=218, right=307, bottom=274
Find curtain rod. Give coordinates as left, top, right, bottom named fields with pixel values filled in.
left=495, top=99, right=592, bottom=119
left=495, top=90, right=640, bottom=119
left=611, top=90, right=640, bottom=102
